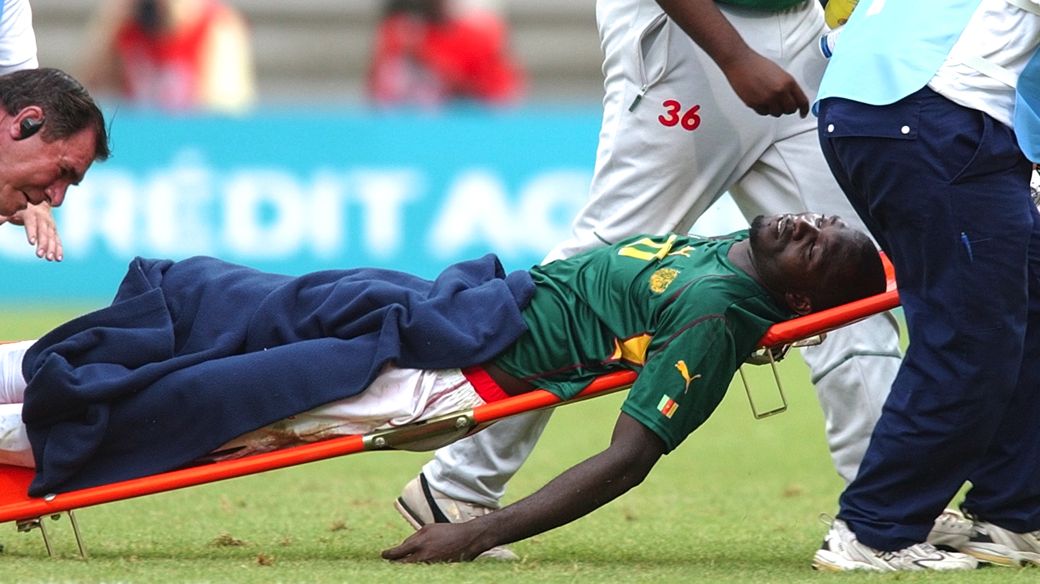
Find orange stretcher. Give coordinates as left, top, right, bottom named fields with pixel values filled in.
left=0, top=257, right=899, bottom=557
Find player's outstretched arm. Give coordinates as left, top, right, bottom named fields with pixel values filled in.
left=381, top=412, right=665, bottom=563
left=655, top=0, right=809, bottom=117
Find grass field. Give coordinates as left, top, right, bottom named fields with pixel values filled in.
left=1, top=308, right=1033, bottom=582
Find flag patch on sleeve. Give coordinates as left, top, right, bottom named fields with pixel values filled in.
left=657, top=395, right=679, bottom=418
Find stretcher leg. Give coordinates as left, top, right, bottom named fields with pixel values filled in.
left=15, top=510, right=87, bottom=558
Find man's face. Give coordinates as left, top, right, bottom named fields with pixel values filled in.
left=0, top=127, right=97, bottom=217
left=748, top=213, right=856, bottom=301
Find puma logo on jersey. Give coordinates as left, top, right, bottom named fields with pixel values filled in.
left=675, top=360, right=701, bottom=394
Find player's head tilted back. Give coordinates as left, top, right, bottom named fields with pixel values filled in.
left=747, top=213, right=885, bottom=315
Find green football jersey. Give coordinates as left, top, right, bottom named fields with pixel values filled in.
left=493, top=232, right=791, bottom=452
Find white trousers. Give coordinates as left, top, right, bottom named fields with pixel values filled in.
left=422, top=0, right=902, bottom=507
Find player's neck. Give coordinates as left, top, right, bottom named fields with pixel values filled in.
left=727, top=240, right=758, bottom=282
left=728, top=240, right=784, bottom=304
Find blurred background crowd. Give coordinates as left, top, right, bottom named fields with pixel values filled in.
left=5, top=0, right=747, bottom=307
left=36, top=0, right=601, bottom=111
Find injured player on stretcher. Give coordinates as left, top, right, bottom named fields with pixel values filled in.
left=0, top=213, right=884, bottom=561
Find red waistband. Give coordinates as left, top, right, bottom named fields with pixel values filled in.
left=461, top=365, right=510, bottom=403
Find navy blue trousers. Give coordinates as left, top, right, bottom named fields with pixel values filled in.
left=818, top=88, right=1040, bottom=551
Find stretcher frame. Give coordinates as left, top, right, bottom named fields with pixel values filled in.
left=0, top=258, right=899, bottom=557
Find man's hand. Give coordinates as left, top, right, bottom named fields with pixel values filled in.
left=655, top=0, right=809, bottom=118
left=722, top=51, right=809, bottom=117
left=6, top=202, right=64, bottom=261
left=382, top=521, right=488, bottom=563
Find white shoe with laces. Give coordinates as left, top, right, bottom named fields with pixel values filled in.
left=927, top=508, right=974, bottom=551
left=394, top=473, right=519, bottom=561
left=960, top=520, right=1040, bottom=567
left=813, top=518, right=978, bottom=571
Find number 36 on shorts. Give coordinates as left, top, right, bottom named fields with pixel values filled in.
left=659, top=99, right=701, bottom=132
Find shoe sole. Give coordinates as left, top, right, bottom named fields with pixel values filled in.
left=812, top=551, right=881, bottom=572
left=394, top=493, right=521, bottom=562
left=811, top=557, right=844, bottom=572
left=394, top=497, right=425, bottom=531
left=963, top=548, right=1040, bottom=568
left=393, top=495, right=520, bottom=561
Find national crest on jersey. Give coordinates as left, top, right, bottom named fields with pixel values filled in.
left=649, top=268, right=680, bottom=293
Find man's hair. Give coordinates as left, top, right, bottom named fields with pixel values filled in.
left=813, top=230, right=886, bottom=311
left=0, top=68, right=110, bottom=161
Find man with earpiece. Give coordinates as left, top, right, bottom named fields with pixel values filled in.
left=0, top=0, right=70, bottom=261
left=0, top=67, right=110, bottom=226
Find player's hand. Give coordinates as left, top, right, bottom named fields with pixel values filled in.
left=8, top=202, right=64, bottom=261
left=381, top=522, right=488, bottom=563
left=722, top=52, right=809, bottom=117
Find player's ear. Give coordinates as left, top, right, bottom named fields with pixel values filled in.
left=784, top=291, right=813, bottom=315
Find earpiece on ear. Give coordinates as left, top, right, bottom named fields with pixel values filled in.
left=18, top=117, right=43, bottom=139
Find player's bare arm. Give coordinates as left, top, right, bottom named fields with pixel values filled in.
left=655, top=0, right=809, bottom=117
left=381, top=412, right=665, bottom=563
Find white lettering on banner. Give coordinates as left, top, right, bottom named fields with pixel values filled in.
left=62, top=171, right=138, bottom=256
left=428, top=169, right=591, bottom=259
left=224, top=171, right=308, bottom=257
left=309, top=170, right=349, bottom=258
left=430, top=170, right=516, bottom=256
left=144, top=152, right=216, bottom=255
left=352, top=170, right=422, bottom=258
left=0, top=153, right=597, bottom=262
left=0, top=162, right=748, bottom=264
left=517, top=171, right=596, bottom=249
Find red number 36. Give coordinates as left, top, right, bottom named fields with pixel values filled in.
left=658, top=99, right=701, bottom=131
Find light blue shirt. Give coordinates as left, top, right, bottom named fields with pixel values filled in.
left=817, top=0, right=982, bottom=106
left=1016, top=51, right=1040, bottom=160
left=817, top=0, right=1040, bottom=161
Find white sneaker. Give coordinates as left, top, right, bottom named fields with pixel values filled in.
left=960, top=521, right=1040, bottom=567
left=927, top=508, right=974, bottom=551
left=813, top=518, right=979, bottom=571
left=394, top=473, right=519, bottom=561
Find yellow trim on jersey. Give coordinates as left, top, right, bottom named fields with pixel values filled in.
left=611, top=333, right=653, bottom=365
left=617, top=234, right=678, bottom=261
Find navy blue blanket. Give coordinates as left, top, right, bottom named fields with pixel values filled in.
left=22, top=255, right=534, bottom=496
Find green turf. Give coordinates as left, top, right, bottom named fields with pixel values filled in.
left=0, top=305, right=104, bottom=340
left=0, top=308, right=1031, bottom=582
